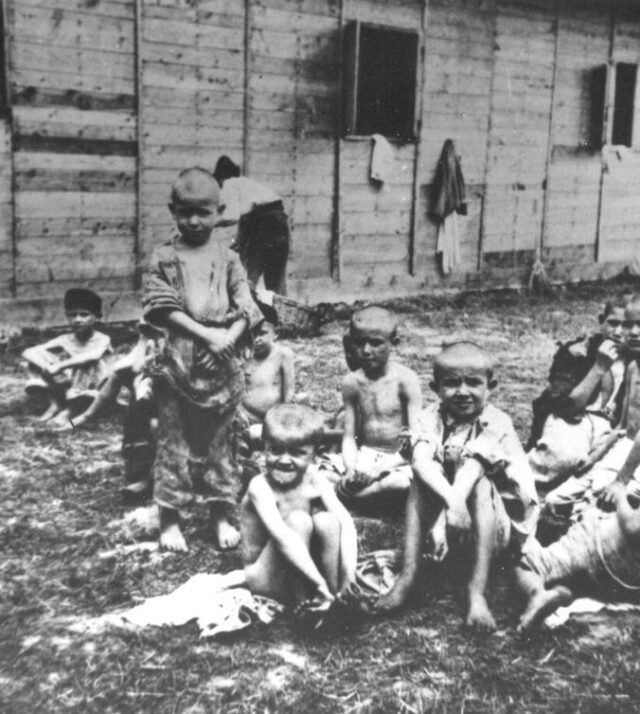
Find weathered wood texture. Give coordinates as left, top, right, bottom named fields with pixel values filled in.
left=138, top=0, right=245, bottom=259
left=0, top=120, right=13, bottom=298
left=5, top=0, right=137, bottom=301
left=337, top=0, right=421, bottom=290
left=2, top=0, right=640, bottom=324
left=244, top=0, right=339, bottom=283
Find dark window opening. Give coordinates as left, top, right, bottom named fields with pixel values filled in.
left=612, top=62, right=636, bottom=147
left=589, top=62, right=637, bottom=149
left=343, top=21, right=419, bottom=142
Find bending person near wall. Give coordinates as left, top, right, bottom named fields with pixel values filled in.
left=213, top=155, right=290, bottom=295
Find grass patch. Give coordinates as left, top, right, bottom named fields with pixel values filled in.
left=3, top=288, right=640, bottom=712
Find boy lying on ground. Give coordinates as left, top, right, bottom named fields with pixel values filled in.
left=516, top=489, right=640, bottom=632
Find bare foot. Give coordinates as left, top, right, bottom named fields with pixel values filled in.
left=517, top=587, right=572, bottom=633
left=374, top=579, right=412, bottom=613
left=159, top=521, right=188, bottom=552
left=465, top=593, right=497, bottom=632
left=213, top=517, right=240, bottom=550
left=36, top=403, right=60, bottom=423
left=159, top=508, right=188, bottom=552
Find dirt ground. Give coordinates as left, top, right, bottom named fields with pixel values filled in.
left=3, top=286, right=640, bottom=713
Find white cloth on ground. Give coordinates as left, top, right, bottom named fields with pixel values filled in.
left=122, top=573, right=283, bottom=638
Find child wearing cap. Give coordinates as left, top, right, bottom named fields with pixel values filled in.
left=22, top=288, right=112, bottom=425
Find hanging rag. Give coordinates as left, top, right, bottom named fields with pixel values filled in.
left=431, top=139, right=466, bottom=275
left=370, top=134, right=394, bottom=184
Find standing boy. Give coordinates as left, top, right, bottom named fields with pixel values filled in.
left=143, top=167, right=261, bottom=552
left=333, top=306, right=422, bottom=507
left=377, top=342, right=538, bottom=631
left=23, top=288, right=112, bottom=424
left=231, top=404, right=357, bottom=608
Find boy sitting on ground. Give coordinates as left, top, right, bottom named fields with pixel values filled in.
left=23, top=288, right=113, bottom=425
left=516, top=488, right=640, bottom=632
left=376, top=342, right=538, bottom=631
left=60, top=321, right=160, bottom=503
left=528, top=299, right=627, bottom=515
left=235, top=313, right=295, bottom=486
left=221, top=404, right=357, bottom=610
left=327, top=305, right=422, bottom=509
left=571, top=295, right=640, bottom=515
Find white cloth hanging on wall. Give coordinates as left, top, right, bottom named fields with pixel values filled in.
left=436, top=211, right=461, bottom=275
left=370, top=134, right=394, bottom=184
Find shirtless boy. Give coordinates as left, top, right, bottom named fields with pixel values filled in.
left=377, top=342, right=538, bottom=631
left=235, top=317, right=295, bottom=484
left=223, top=404, right=357, bottom=608
left=336, top=306, right=422, bottom=506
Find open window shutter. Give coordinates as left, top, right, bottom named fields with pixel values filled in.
left=589, top=64, right=608, bottom=149
left=343, top=20, right=360, bottom=137
left=612, top=62, right=637, bottom=147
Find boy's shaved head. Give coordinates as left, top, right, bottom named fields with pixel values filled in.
left=350, top=305, right=398, bottom=340
left=433, top=341, right=494, bottom=382
left=170, top=167, right=219, bottom=205
left=625, top=293, right=640, bottom=316
left=263, top=404, right=324, bottom=447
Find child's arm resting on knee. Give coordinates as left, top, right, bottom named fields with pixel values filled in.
left=247, top=478, right=332, bottom=599
left=341, top=376, right=360, bottom=477
left=315, top=473, right=358, bottom=593
left=412, top=441, right=471, bottom=533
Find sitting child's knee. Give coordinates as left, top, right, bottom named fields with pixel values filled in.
left=312, top=510, right=340, bottom=538
left=284, top=510, right=314, bottom=537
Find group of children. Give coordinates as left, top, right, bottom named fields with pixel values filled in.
left=22, top=165, right=640, bottom=632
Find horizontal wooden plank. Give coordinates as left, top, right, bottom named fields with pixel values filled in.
left=13, top=106, right=136, bottom=142
left=11, top=7, right=134, bottom=52
left=10, top=68, right=134, bottom=97
left=15, top=134, right=136, bottom=156
left=15, top=191, right=135, bottom=218
left=11, top=40, right=134, bottom=82
left=16, top=252, right=136, bottom=282
left=14, top=151, right=135, bottom=173
left=12, top=87, right=135, bottom=111
left=15, top=167, right=135, bottom=193
left=16, top=216, right=135, bottom=241
left=18, top=0, right=135, bottom=21
left=17, top=234, right=133, bottom=257
left=140, top=44, right=243, bottom=71
left=142, top=18, right=243, bottom=50
left=15, top=276, right=134, bottom=299
left=142, top=86, right=244, bottom=111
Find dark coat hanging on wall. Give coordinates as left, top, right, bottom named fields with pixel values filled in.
left=431, top=139, right=467, bottom=220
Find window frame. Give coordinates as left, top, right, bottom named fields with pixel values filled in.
left=342, top=19, right=421, bottom=143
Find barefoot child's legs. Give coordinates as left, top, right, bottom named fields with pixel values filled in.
left=466, top=475, right=504, bottom=631
left=154, top=380, right=240, bottom=551
left=376, top=479, right=441, bottom=611
left=245, top=511, right=314, bottom=604
left=515, top=564, right=573, bottom=632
